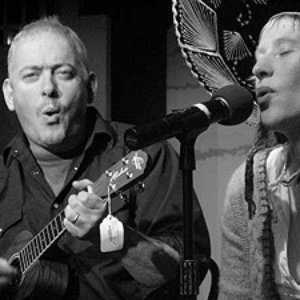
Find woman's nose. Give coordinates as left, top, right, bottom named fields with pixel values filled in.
left=252, top=57, right=273, bottom=81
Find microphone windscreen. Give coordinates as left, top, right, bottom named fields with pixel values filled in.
left=214, top=84, right=254, bottom=125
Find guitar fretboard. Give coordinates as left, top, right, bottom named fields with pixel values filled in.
left=19, top=211, right=65, bottom=273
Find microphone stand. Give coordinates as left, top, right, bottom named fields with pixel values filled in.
left=176, top=129, right=219, bottom=300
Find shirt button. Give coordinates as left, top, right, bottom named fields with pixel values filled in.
left=53, top=203, right=59, bottom=209
left=0, top=228, right=3, bottom=237
left=31, top=170, right=40, bottom=176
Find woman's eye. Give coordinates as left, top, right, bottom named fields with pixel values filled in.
left=276, top=49, right=292, bottom=57
left=280, top=51, right=290, bottom=55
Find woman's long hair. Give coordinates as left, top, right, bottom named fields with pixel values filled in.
left=244, top=125, right=286, bottom=219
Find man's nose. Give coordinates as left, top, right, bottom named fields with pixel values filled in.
left=42, top=71, right=59, bottom=97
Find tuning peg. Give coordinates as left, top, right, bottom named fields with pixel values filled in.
left=105, top=170, right=113, bottom=177
left=121, top=157, right=129, bottom=165
left=126, top=171, right=133, bottom=179
left=135, top=181, right=145, bottom=193
left=119, top=193, right=128, bottom=203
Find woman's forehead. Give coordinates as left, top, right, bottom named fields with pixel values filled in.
left=259, top=17, right=300, bottom=45
left=264, top=16, right=300, bottom=33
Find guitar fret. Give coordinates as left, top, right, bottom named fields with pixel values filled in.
left=30, top=239, right=36, bottom=259
left=45, top=227, right=50, bottom=245
left=37, top=234, right=43, bottom=258
left=19, top=251, right=25, bottom=272
left=26, top=246, right=31, bottom=268
left=21, top=248, right=30, bottom=270
left=33, top=237, right=40, bottom=258
left=46, top=224, right=53, bottom=242
left=58, top=213, right=64, bottom=231
left=91, top=182, right=106, bottom=198
left=51, top=218, right=58, bottom=237
left=40, top=230, right=47, bottom=249
left=44, top=228, right=50, bottom=246
left=27, top=243, right=34, bottom=264
left=52, top=218, right=59, bottom=236
left=58, top=213, right=64, bottom=230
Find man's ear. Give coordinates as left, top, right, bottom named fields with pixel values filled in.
left=2, top=79, right=15, bottom=111
left=87, top=72, right=98, bottom=104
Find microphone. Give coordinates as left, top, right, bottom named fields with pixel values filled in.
left=124, top=84, right=254, bottom=150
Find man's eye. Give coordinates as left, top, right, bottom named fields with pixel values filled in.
left=56, top=69, right=74, bottom=79
left=23, top=73, right=38, bottom=80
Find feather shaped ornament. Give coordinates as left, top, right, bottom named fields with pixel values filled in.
left=172, top=0, right=241, bottom=93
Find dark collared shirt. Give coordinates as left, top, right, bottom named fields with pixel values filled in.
left=0, top=107, right=210, bottom=300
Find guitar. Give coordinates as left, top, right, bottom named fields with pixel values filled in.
left=5, top=150, right=148, bottom=299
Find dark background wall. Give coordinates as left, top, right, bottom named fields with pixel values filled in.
left=79, top=1, right=172, bottom=124
left=110, top=2, right=171, bottom=124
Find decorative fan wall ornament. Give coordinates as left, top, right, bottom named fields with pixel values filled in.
left=172, top=0, right=300, bottom=125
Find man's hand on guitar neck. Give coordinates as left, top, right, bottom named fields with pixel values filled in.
left=0, top=257, right=17, bottom=292
left=64, top=179, right=107, bottom=239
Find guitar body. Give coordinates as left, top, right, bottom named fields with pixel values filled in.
left=4, top=261, right=68, bottom=300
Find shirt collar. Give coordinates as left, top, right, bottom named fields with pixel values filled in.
left=85, top=106, right=115, bottom=146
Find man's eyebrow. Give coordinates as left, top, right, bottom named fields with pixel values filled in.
left=19, top=65, right=42, bottom=73
left=19, top=63, right=74, bottom=73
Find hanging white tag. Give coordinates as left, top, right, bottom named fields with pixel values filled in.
left=99, top=184, right=124, bottom=252
left=99, top=215, right=124, bottom=252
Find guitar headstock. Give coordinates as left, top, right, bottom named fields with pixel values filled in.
left=92, top=150, right=148, bottom=198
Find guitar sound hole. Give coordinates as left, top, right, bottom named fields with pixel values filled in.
left=9, top=255, right=22, bottom=290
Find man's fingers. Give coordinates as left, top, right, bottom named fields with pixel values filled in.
left=72, top=179, right=93, bottom=191
left=0, top=259, right=16, bottom=276
left=0, top=258, right=17, bottom=290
